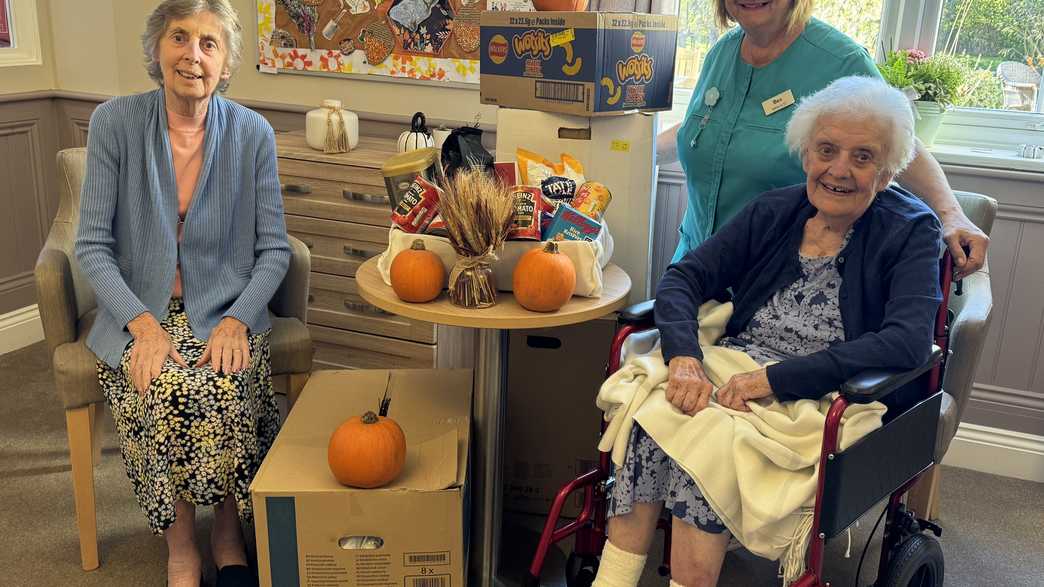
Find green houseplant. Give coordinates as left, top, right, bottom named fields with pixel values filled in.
left=878, top=49, right=965, bottom=147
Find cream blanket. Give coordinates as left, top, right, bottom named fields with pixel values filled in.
left=596, top=302, right=887, bottom=584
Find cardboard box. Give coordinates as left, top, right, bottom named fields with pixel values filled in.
left=251, top=369, right=472, bottom=587
left=495, top=107, right=658, bottom=301
left=480, top=11, right=678, bottom=116
left=505, top=319, right=616, bottom=516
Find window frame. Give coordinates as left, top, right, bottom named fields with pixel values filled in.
left=661, top=0, right=1044, bottom=155
left=0, top=0, right=42, bottom=68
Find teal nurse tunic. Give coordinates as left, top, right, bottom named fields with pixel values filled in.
left=672, top=18, right=881, bottom=262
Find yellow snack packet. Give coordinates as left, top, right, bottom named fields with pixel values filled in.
left=517, top=148, right=557, bottom=187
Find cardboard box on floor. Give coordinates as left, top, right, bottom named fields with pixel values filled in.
left=251, top=369, right=472, bottom=587
left=495, top=107, right=657, bottom=302
left=505, top=318, right=616, bottom=516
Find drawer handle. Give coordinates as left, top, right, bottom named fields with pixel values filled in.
left=344, top=191, right=390, bottom=205
left=344, top=300, right=390, bottom=315
left=282, top=183, right=313, bottom=194
left=343, top=246, right=377, bottom=260
left=308, top=294, right=315, bottom=304
left=302, top=239, right=315, bottom=250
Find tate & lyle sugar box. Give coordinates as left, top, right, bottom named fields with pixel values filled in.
left=480, top=11, right=678, bottom=116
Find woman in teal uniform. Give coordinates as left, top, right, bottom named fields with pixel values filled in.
left=658, top=0, right=988, bottom=279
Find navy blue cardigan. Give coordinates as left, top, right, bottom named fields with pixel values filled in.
left=655, top=184, right=943, bottom=403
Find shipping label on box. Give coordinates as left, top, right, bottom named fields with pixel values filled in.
left=480, top=12, right=678, bottom=116
left=251, top=369, right=472, bottom=587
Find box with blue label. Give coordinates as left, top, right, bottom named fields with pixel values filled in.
left=480, top=11, right=678, bottom=116
left=251, top=369, right=472, bottom=587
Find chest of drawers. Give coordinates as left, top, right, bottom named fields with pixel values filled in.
left=275, top=132, right=471, bottom=371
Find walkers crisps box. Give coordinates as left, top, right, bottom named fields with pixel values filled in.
left=251, top=369, right=472, bottom=587
left=480, top=11, right=678, bottom=116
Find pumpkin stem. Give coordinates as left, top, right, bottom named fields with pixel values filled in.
left=410, top=239, right=427, bottom=251
left=378, top=372, right=392, bottom=417
left=361, top=411, right=379, bottom=424
left=543, top=240, right=560, bottom=254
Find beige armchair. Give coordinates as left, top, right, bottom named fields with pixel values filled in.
left=34, top=148, right=314, bottom=571
left=907, top=190, right=997, bottom=519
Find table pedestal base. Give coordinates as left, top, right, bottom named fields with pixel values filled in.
left=470, top=328, right=509, bottom=587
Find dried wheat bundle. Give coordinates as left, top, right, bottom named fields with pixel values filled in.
left=437, top=169, right=513, bottom=307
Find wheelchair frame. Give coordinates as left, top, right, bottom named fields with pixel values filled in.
left=525, top=253, right=957, bottom=587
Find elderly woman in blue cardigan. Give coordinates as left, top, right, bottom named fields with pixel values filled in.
left=75, top=1, right=288, bottom=585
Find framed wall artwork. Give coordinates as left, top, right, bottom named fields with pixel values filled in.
left=257, top=0, right=486, bottom=85
left=0, top=0, right=12, bottom=48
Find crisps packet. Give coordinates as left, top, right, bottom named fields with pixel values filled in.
left=517, top=148, right=557, bottom=187
left=558, top=153, right=586, bottom=185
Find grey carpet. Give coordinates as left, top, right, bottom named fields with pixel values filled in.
left=2, top=341, right=1042, bottom=586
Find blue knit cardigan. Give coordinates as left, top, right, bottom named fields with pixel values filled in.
left=75, top=89, right=290, bottom=369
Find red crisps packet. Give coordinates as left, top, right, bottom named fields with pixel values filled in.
left=391, top=176, right=441, bottom=233
left=507, top=186, right=544, bottom=240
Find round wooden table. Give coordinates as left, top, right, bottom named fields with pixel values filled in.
left=356, top=257, right=631, bottom=587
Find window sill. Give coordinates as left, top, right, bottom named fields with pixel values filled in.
left=930, top=143, right=1044, bottom=176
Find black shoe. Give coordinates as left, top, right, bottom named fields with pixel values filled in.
left=216, top=565, right=258, bottom=587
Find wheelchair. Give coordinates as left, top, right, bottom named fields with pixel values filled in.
left=524, top=252, right=963, bottom=587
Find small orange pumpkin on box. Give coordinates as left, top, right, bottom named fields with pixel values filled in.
left=328, top=380, right=406, bottom=488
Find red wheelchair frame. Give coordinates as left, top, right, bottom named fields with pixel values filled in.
left=525, top=253, right=958, bottom=587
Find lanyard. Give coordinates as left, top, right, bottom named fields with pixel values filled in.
left=690, top=87, right=720, bottom=148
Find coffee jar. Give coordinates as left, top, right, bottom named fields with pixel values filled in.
left=381, top=147, right=446, bottom=208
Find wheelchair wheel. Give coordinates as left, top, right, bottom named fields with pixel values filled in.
left=565, top=552, right=599, bottom=587
left=879, top=534, right=944, bottom=587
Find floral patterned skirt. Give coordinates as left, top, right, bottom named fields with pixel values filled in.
left=97, top=299, right=279, bottom=534
left=608, top=424, right=727, bottom=534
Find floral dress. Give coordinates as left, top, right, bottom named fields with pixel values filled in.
left=609, top=233, right=851, bottom=532
left=98, top=299, right=279, bottom=534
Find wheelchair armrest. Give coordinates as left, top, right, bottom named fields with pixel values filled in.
left=618, top=299, right=655, bottom=326
left=841, top=346, right=944, bottom=404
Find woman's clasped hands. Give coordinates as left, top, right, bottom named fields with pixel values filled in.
left=666, top=356, right=773, bottom=415
left=126, top=313, right=251, bottom=395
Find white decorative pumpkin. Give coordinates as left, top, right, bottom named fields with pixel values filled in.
left=397, top=112, right=435, bottom=153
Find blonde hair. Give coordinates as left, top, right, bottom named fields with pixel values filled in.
left=714, top=0, right=813, bottom=33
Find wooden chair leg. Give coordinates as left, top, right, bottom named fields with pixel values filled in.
left=287, top=372, right=309, bottom=409
left=88, top=403, right=103, bottom=467
left=907, top=465, right=941, bottom=521
left=66, top=406, right=100, bottom=571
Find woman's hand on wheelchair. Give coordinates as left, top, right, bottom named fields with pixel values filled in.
left=666, top=356, right=715, bottom=415
left=716, top=369, right=773, bottom=412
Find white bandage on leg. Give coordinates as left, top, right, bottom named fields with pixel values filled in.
left=591, top=540, right=648, bottom=587
left=669, top=580, right=686, bottom=587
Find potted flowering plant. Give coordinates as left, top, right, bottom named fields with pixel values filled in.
left=878, top=49, right=965, bottom=147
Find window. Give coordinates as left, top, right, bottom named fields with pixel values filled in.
left=935, top=0, right=1044, bottom=114
left=0, top=0, right=11, bottom=49
left=0, top=0, right=40, bottom=67
left=661, top=0, right=886, bottom=130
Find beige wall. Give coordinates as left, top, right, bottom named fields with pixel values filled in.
left=44, top=0, right=495, bottom=125
left=0, top=0, right=55, bottom=94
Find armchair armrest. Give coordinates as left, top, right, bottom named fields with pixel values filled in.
left=269, top=234, right=310, bottom=322
left=841, top=346, right=944, bottom=404
left=34, top=247, right=79, bottom=355
left=618, top=299, right=655, bottom=326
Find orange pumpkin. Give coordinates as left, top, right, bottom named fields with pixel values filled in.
left=390, top=239, right=445, bottom=303
left=328, top=395, right=406, bottom=488
left=513, top=240, right=577, bottom=312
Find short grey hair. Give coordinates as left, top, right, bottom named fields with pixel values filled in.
left=142, top=0, right=243, bottom=93
left=785, top=76, right=916, bottom=177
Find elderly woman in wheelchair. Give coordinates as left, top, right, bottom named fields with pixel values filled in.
left=593, top=76, right=943, bottom=587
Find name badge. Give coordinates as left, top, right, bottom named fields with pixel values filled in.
left=762, top=89, right=795, bottom=116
